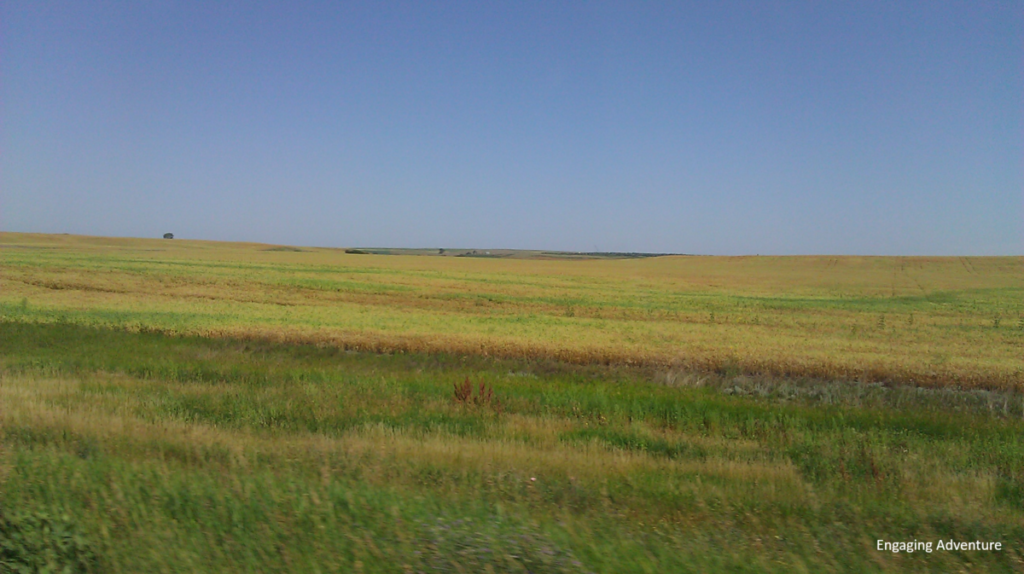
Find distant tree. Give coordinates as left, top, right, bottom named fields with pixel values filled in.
left=163, top=233, right=174, bottom=239
left=439, top=248, right=445, bottom=254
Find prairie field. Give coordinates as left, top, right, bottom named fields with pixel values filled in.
left=2, top=232, right=1022, bottom=389
left=1, top=232, right=1023, bottom=572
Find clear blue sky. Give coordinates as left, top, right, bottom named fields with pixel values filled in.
left=2, top=1, right=1021, bottom=254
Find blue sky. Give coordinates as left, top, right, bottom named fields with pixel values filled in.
left=2, top=1, right=1020, bottom=254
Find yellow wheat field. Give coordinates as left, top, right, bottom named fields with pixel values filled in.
left=2, top=232, right=1021, bottom=389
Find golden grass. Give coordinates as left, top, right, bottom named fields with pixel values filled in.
left=2, top=232, right=1022, bottom=389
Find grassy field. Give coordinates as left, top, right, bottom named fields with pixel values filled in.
left=1, top=232, right=1022, bottom=572
left=2, top=232, right=1022, bottom=389
left=1, top=321, right=1022, bottom=572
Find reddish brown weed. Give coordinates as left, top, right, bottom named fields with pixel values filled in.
left=453, top=377, right=503, bottom=413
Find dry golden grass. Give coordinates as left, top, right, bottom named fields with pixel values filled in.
left=2, top=232, right=1021, bottom=389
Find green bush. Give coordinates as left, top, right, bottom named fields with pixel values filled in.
left=0, top=508, right=97, bottom=573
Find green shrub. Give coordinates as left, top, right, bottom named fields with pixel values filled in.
left=0, top=508, right=97, bottom=573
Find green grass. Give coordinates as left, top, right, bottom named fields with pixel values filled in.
left=1, top=321, right=1022, bottom=572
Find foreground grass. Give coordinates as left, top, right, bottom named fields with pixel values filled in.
left=2, top=232, right=1022, bottom=389
left=1, top=322, right=1022, bottom=572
